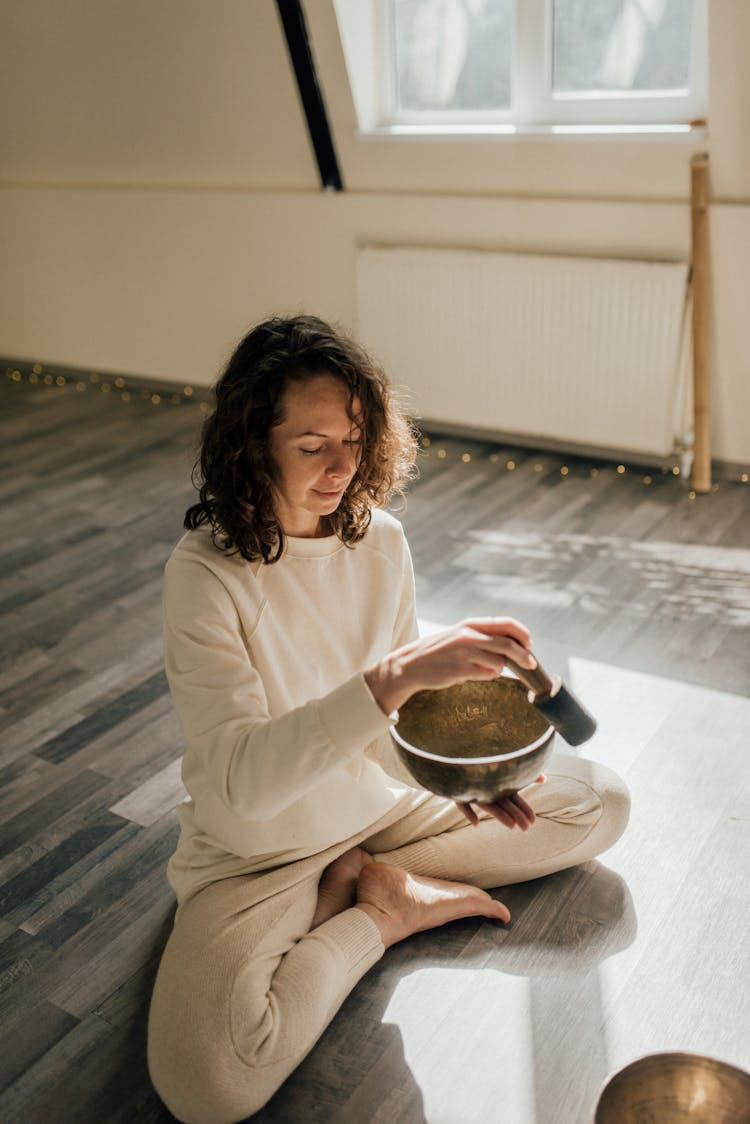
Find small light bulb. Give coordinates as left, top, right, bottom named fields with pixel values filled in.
left=462, top=453, right=471, bottom=463
left=506, top=460, right=516, bottom=471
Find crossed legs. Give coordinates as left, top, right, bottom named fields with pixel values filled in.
left=147, top=755, right=629, bottom=1123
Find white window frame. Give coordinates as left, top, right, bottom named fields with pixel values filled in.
left=381, top=0, right=708, bottom=130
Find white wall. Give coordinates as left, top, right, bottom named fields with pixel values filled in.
left=0, top=0, right=748, bottom=465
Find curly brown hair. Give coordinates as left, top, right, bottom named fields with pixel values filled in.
left=184, top=315, right=419, bottom=562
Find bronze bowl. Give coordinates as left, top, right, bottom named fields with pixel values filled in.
left=390, top=678, right=555, bottom=803
left=595, top=1053, right=750, bottom=1123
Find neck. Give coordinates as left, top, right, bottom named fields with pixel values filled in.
left=284, top=515, right=333, bottom=539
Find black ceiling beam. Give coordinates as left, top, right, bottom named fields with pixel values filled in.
left=275, top=0, right=344, bottom=192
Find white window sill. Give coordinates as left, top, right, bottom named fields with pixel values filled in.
left=358, top=123, right=708, bottom=144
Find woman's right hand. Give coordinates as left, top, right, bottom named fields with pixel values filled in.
left=364, top=617, right=537, bottom=718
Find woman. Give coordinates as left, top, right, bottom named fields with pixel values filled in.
left=148, top=315, right=629, bottom=1124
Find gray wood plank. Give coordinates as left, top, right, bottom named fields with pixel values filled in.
left=0, top=999, right=79, bottom=1095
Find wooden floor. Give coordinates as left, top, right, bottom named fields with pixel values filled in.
left=1, top=368, right=749, bottom=1123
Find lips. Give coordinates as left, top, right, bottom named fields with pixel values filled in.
left=313, top=488, right=344, bottom=500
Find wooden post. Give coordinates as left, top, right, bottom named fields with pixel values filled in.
left=690, top=154, right=711, bottom=493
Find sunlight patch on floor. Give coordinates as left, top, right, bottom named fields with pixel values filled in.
left=382, top=967, right=536, bottom=1124
left=566, top=655, right=750, bottom=773
left=452, top=530, right=750, bottom=627
left=567, top=657, right=750, bottom=1075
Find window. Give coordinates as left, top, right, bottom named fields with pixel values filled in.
left=383, top=0, right=707, bottom=129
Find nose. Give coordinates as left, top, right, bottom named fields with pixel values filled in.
left=325, top=446, right=356, bottom=480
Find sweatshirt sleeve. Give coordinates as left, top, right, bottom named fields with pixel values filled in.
left=391, top=528, right=420, bottom=650
left=361, top=522, right=427, bottom=789
left=162, top=555, right=394, bottom=821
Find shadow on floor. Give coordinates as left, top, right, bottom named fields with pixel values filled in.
left=245, top=864, right=635, bottom=1124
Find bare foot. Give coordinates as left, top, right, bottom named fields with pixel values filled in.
left=311, top=846, right=374, bottom=929
left=354, top=861, right=510, bottom=948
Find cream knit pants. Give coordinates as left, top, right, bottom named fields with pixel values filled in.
left=148, top=755, right=629, bottom=1124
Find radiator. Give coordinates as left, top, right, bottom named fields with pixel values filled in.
left=356, top=246, right=691, bottom=459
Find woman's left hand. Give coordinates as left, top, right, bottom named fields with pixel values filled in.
left=454, top=775, right=545, bottom=831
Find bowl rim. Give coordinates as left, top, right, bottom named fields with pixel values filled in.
left=390, top=717, right=554, bottom=766
left=595, top=1050, right=750, bottom=1111
left=598, top=1050, right=750, bottom=1081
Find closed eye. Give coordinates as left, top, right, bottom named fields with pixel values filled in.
left=299, top=438, right=361, bottom=456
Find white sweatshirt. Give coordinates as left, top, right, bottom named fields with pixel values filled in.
left=162, top=508, right=420, bottom=903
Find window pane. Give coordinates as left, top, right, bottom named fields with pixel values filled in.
left=393, top=0, right=512, bottom=112
left=552, top=0, right=694, bottom=93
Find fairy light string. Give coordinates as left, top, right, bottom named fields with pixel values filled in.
left=5, top=363, right=749, bottom=486
left=5, top=361, right=205, bottom=409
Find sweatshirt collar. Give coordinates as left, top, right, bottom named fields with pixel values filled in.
left=282, top=533, right=345, bottom=558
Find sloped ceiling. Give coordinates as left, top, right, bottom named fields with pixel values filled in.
left=0, top=0, right=319, bottom=189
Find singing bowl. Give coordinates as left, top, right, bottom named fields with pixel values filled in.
left=594, top=1053, right=750, bottom=1123
left=390, top=678, right=555, bottom=803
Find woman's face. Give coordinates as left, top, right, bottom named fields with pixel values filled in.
left=267, top=374, right=363, bottom=538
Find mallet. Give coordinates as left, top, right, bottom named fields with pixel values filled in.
left=505, top=656, right=597, bottom=747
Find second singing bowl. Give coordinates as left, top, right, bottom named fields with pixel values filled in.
left=594, top=1052, right=750, bottom=1123
left=390, top=678, right=555, bottom=803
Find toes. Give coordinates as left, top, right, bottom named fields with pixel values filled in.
left=491, top=898, right=511, bottom=924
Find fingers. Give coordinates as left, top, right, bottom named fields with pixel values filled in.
left=454, top=801, right=480, bottom=827
left=458, top=623, right=537, bottom=673
left=452, top=635, right=535, bottom=681
left=474, top=792, right=537, bottom=831
left=499, top=796, right=531, bottom=830
left=478, top=802, right=518, bottom=830
left=508, top=791, right=536, bottom=825
left=462, top=616, right=533, bottom=651
left=388, top=616, right=536, bottom=706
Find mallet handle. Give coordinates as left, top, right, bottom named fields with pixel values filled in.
left=505, top=656, right=560, bottom=704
